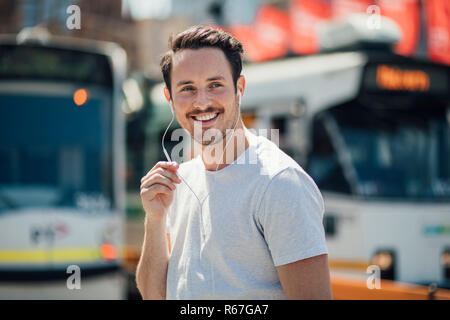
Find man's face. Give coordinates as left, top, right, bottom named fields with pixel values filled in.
left=167, top=47, right=243, bottom=145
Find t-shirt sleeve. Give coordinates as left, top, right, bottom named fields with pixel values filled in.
left=258, top=166, right=328, bottom=267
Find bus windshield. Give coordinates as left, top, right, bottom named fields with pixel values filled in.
left=329, top=102, right=450, bottom=200
left=0, top=93, right=113, bottom=212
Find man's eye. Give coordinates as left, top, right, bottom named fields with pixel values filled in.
left=181, top=86, right=194, bottom=92
left=210, top=83, right=222, bottom=88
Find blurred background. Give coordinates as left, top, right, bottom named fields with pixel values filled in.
left=0, top=0, right=449, bottom=300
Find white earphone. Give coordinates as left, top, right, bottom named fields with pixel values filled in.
left=161, top=89, right=243, bottom=241
left=169, top=99, right=174, bottom=115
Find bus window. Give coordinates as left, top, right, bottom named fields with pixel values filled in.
left=307, top=115, right=352, bottom=194
left=0, top=93, right=113, bottom=211
left=438, top=120, right=450, bottom=180
left=271, top=116, right=287, bottom=136
left=327, top=100, right=450, bottom=200
left=271, top=115, right=302, bottom=162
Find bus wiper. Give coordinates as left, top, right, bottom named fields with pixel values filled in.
left=320, top=112, right=361, bottom=195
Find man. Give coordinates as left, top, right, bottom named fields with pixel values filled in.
left=136, top=25, right=332, bottom=300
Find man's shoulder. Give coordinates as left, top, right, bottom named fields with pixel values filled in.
left=251, top=133, right=322, bottom=200
left=251, top=133, right=303, bottom=179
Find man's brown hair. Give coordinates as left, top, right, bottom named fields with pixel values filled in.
left=160, top=25, right=244, bottom=97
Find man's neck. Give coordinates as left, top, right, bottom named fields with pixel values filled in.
left=197, top=123, right=249, bottom=171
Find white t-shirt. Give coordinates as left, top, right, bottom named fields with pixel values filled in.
left=166, top=129, right=328, bottom=299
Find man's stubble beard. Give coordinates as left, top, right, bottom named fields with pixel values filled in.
left=190, top=105, right=240, bottom=147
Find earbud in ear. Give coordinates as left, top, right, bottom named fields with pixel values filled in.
left=237, top=91, right=242, bottom=107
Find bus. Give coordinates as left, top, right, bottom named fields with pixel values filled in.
left=0, top=28, right=127, bottom=299
left=239, top=35, right=450, bottom=296
left=148, top=19, right=450, bottom=299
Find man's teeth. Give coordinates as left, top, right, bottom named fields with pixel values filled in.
left=194, top=113, right=218, bottom=121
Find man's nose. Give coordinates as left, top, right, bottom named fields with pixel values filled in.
left=193, top=89, right=211, bottom=109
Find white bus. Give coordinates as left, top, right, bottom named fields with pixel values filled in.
left=0, top=28, right=127, bottom=299
left=238, top=44, right=450, bottom=290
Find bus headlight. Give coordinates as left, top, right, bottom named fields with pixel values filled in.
left=371, top=250, right=395, bottom=280
left=441, top=248, right=450, bottom=280
left=101, top=243, right=118, bottom=261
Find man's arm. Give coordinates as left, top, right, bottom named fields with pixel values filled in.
left=136, top=161, right=181, bottom=300
left=135, top=216, right=169, bottom=300
left=276, top=254, right=333, bottom=299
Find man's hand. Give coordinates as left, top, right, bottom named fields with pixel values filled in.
left=140, top=161, right=181, bottom=221
left=276, top=254, right=333, bottom=299
left=137, top=161, right=181, bottom=300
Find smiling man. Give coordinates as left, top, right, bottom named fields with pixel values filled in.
left=136, top=25, right=332, bottom=300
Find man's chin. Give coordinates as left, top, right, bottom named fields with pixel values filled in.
left=189, top=127, right=225, bottom=146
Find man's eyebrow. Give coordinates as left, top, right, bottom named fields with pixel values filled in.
left=176, top=80, right=193, bottom=87
left=176, top=76, right=225, bottom=87
left=206, top=76, right=225, bottom=81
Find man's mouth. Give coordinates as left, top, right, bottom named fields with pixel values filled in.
left=191, top=112, right=220, bottom=123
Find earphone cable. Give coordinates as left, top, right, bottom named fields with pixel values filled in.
left=161, top=97, right=241, bottom=241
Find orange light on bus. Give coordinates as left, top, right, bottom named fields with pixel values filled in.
left=100, top=243, right=118, bottom=261
left=73, top=88, right=89, bottom=106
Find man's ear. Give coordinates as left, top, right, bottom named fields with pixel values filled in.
left=164, top=86, right=175, bottom=115
left=236, top=75, right=245, bottom=98
left=163, top=86, right=171, bottom=104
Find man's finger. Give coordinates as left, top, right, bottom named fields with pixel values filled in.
left=141, top=174, right=176, bottom=191
left=141, top=161, right=180, bottom=182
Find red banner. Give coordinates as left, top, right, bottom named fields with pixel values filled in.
left=425, top=0, right=450, bottom=65
left=228, top=0, right=449, bottom=64
left=290, top=0, right=332, bottom=55
left=377, top=0, right=420, bottom=56
left=229, top=5, right=290, bottom=62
